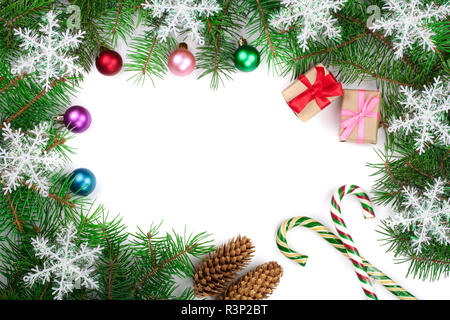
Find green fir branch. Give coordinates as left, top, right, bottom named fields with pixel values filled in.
left=131, top=224, right=214, bottom=299
left=242, top=0, right=291, bottom=74
left=125, top=16, right=176, bottom=85
left=196, top=0, right=244, bottom=89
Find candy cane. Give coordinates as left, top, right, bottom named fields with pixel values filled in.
left=330, top=185, right=377, bottom=299
left=276, top=216, right=417, bottom=300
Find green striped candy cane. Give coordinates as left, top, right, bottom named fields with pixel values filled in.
left=276, top=216, right=417, bottom=300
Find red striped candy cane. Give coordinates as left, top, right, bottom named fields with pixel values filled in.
left=330, top=185, right=377, bottom=300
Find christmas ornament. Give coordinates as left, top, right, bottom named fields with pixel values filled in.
left=276, top=215, right=417, bottom=300
left=141, top=0, right=221, bottom=45
left=233, top=38, right=260, bottom=72
left=219, top=261, right=283, bottom=300
left=193, top=235, right=254, bottom=297
left=69, top=168, right=96, bottom=196
left=168, top=43, right=196, bottom=76
left=369, top=0, right=450, bottom=59
left=95, top=49, right=123, bottom=76
left=0, top=122, right=64, bottom=197
left=387, top=178, right=450, bottom=253
left=23, top=222, right=102, bottom=300
left=270, top=0, right=347, bottom=52
left=11, top=11, right=84, bottom=90
left=57, top=105, right=92, bottom=133
left=276, top=185, right=418, bottom=300
left=388, top=77, right=450, bottom=154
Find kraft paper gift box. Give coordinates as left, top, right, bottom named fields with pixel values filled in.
left=281, top=63, right=343, bottom=122
left=339, top=89, right=382, bottom=144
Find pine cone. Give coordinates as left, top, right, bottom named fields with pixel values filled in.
left=193, top=235, right=254, bottom=297
left=219, top=261, right=283, bottom=300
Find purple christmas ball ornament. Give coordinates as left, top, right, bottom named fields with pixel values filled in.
left=63, top=105, right=92, bottom=133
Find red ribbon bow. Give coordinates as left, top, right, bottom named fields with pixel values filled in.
left=288, top=66, right=343, bottom=114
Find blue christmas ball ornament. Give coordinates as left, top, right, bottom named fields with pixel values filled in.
left=69, top=168, right=96, bottom=196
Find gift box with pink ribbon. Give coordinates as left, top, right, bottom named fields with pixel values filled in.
left=339, top=89, right=381, bottom=144
left=281, top=64, right=344, bottom=122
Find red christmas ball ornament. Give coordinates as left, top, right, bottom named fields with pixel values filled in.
left=168, top=43, right=196, bottom=77
left=95, top=49, right=123, bottom=76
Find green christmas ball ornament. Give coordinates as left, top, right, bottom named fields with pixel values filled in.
left=233, top=38, right=260, bottom=72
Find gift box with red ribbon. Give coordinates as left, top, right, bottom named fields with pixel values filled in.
left=281, top=64, right=343, bottom=122
left=339, top=89, right=381, bottom=144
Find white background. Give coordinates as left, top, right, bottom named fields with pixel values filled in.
left=68, top=42, right=449, bottom=300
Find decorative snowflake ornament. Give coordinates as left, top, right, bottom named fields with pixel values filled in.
left=0, top=122, right=64, bottom=197
left=141, top=0, right=221, bottom=45
left=12, top=11, right=85, bottom=90
left=388, top=179, right=450, bottom=253
left=388, top=77, right=450, bottom=153
left=23, top=223, right=103, bottom=300
left=370, top=0, right=450, bottom=59
left=270, top=0, right=347, bottom=52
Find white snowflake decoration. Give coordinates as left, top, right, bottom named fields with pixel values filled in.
left=270, top=0, right=347, bottom=52
left=23, top=223, right=103, bottom=300
left=370, top=0, right=450, bottom=59
left=388, top=77, right=450, bottom=154
left=388, top=179, right=450, bottom=253
left=0, top=122, right=64, bottom=197
left=141, top=0, right=221, bottom=45
left=12, top=11, right=85, bottom=90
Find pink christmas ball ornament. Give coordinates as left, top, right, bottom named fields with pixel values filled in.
left=168, top=43, right=196, bottom=77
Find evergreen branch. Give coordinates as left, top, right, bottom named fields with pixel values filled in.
left=39, top=281, right=50, bottom=300
left=337, top=59, right=416, bottom=87
left=410, top=255, right=450, bottom=266
left=1, top=77, right=66, bottom=127
left=209, top=0, right=232, bottom=76
left=133, top=243, right=198, bottom=295
left=440, top=150, right=449, bottom=181
left=6, top=4, right=48, bottom=25
left=98, top=230, right=116, bottom=300
left=331, top=11, right=420, bottom=74
left=292, top=32, right=369, bottom=61
left=146, top=232, right=156, bottom=268
left=0, top=73, right=26, bottom=95
left=254, top=0, right=276, bottom=59
left=22, top=181, right=75, bottom=208
left=197, top=0, right=240, bottom=89
left=243, top=0, right=289, bottom=73
left=384, top=160, right=403, bottom=186
left=0, top=3, right=49, bottom=48
left=107, top=258, right=116, bottom=300
left=43, top=135, right=66, bottom=153
left=96, top=0, right=136, bottom=47
left=111, top=0, right=124, bottom=38
left=92, top=216, right=133, bottom=301
left=378, top=220, right=450, bottom=281
left=405, top=161, right=435, bottom=181
left=125, top=18, right=175, bottom=85
left=141, top=18, right=164, bottom=75
left=5, top=192, right=23, bottom=233
left=210, top=22, right=221, bottom=74
left=143, top=294, right=165, bottom=300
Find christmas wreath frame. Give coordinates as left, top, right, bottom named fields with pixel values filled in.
left=0, top=0, right=449, bottom=300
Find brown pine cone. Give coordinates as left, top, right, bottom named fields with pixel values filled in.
left=193, top=235, right=254, bottom=297
left=219, top=261, right=283, bottom=300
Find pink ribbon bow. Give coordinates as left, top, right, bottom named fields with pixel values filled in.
left=340, top=90, right=380, bottom=144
